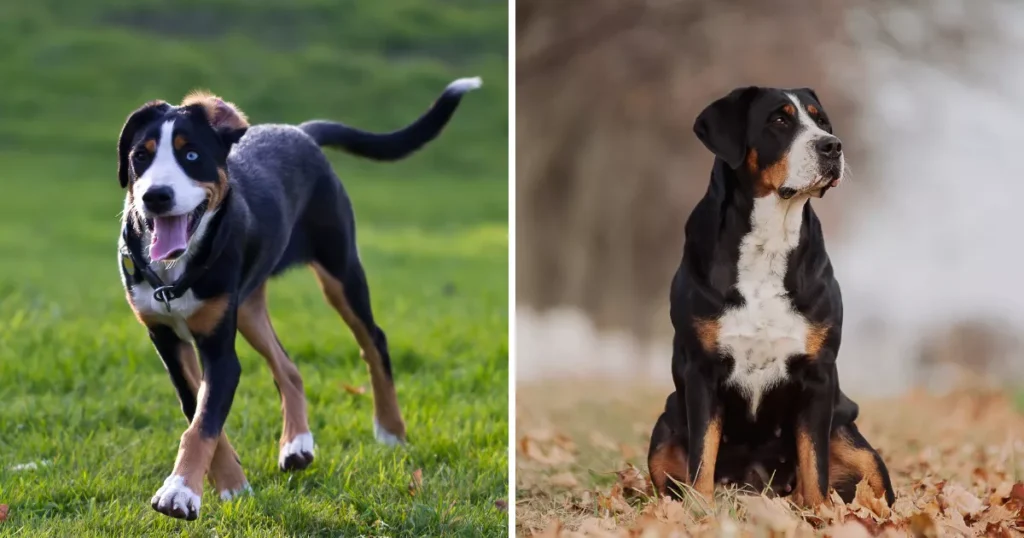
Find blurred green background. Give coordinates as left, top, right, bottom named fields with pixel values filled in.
left=0, top=1, right=508, bottom=536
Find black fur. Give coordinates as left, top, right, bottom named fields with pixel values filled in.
left=648, top=86, right=895, bottom=506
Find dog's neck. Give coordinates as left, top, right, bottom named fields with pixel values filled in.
left=714, top=160, right=809, bottom=243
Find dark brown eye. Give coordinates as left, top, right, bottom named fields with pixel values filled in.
left=133, top=150, right=150, bottom=163
left=773, top=115, right=788, bottom=126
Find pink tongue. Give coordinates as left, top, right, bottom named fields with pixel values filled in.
left=151, top=215, right=189, bottom=261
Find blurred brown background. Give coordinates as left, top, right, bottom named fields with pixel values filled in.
left=516, top=0, right=1024, bottom=393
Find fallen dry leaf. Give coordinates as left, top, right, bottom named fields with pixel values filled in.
left=907, top=512, right=938, bottom=538
left=615, top=464, right=650, bottom=499
left=0, top=504, right=7, bottom=522
left=408, top=468, right=423, bottom=496
left=852, top=480, right=892, bottom=519
left=940, top=483, right=984, bottom=517
left=342, top=384, right=366, bottom=396
left=495, top=499, right=507, bottom=512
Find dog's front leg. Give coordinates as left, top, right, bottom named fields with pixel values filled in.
left=794, top=357, right=837, bottom=507
left=151, top=298, right=240, bottom=520
left=682, top=361, right=721, bottom=504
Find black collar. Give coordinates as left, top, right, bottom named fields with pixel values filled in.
left=121, top=196, right=234, bottom=312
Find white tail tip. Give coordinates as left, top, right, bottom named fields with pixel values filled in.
left=446, top=77, right=482, bottom=94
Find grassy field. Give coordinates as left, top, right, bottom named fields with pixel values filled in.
left=516, top=380, right=1024, bottom=536
left=0, top=1, right=507, bottom=536
left=0, top=155, right=507, bottom=537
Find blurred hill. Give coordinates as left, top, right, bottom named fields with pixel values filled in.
left=0, top=0, right=508, bottom=180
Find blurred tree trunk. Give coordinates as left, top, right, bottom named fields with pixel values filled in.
left=516, top=0, right=857, bottom=338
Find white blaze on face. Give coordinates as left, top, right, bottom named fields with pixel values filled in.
left=132, top=121, right=206, bottom=218
left=781, top=93, right=844, bottom=193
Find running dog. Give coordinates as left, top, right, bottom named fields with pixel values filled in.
left=116, top=77, right=481, bottom=519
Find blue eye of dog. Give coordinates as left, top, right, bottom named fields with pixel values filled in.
left=185, top=151, right=199, bottom=161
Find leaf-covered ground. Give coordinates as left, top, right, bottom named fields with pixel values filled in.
left=516, top=380, right=1024, bottom=537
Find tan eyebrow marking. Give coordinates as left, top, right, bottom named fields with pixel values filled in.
left=782, top=104, right=796, bottom=116
left=174, top=135, right=188, bottom=150
left=144, top=139, right=157, bottom=153
left=807, top=104, right=819, bottom=115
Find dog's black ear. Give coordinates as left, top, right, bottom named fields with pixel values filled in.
left=219, top=127, right=248, bottom=149
left=118, top=100, right=171, bottom=188
left=693, top=86, right=760, bottom=169
left=797, top=87, right=820, bottom=104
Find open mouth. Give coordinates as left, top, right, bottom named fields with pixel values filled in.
left=144, top=201, right=208, bottom=262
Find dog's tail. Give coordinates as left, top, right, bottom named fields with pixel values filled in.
left=299, top=77, right=482, bottom=161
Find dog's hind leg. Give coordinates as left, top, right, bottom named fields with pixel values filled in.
left=648, top=409, right=691, bottom=499
left=237, top=284, right=314, bottom=471
left=311, top=259, right=406, bottom=445
left=828, top=422, right=896, bottom=506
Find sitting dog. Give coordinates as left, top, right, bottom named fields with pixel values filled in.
left=116, top=77, right=481, bottom=519
left=646, top=86, right=895, bottom=507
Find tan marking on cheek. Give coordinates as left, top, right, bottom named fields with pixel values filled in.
left=782, top=104, right=796, bottom=116
left=174, top=135, right=188, bottom=151
left=693, top=318, right=720, bottom=354
left=649, top=441, right=689, bottom=496
left=796, top=426, right=824, bottom=506
left=693, top=415, right=721, bottom=500
left=144, top=139, right=157, bottom=153
left=805, top=323, right=830, bottom=358
left=311, top=262, right=406, bottom=440
left=746, top=148, right=759, bottom=174
left=199, top=168, right=230, bottom=211
left=807, top=104, right=819, bottom=115
left=755, top=153, right=789, bottom=198
left=186, top=295, right=231, bottom=336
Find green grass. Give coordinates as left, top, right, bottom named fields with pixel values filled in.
left=0, top=1, right=507, bottom=535
left=0, top=154, right=508, bottom=536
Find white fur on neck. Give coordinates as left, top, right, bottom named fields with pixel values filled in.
left=128, top=208, right=218, bottom=341
left=716, top=193, right=810, bottom=416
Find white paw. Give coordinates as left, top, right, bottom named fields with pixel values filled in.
left=218, top=482, right=251, bottom=501
left=150, top=475, right=201, bottom=520
left=278, top=432, right=315, bottom=471
left=373, top=417, right=405, bottom=446
left=446, top=77, right=482, bottom=94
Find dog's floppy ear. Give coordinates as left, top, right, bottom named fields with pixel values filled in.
left=219, top=127, right=248, bottom=149
left=117, top=100, right=171, bottom=188
left=693, top=86, right=760, bottom=169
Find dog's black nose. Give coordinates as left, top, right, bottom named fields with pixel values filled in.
left=142, top=186, right=175, bottom=214
left=815, top=137, right=842, bottom=158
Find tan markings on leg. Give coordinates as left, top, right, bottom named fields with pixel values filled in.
left=311, top=262, right=406, bottom=440
left=186, top=295, right=231, bottom=336
left=693, top=415, right=721, bottom=500
left=828, top=426, right=885, bottom=497
left=173, top=135, right=188, bottom=151
left=237, top=284, right=310, bottom=448
left=172, top=422, right=216, bottom=497
left=693, top=319, right=720, bottom=354
left=805, top=323, right=830, bottom=358
left=649, top=441, right=689, bottom=496
left=181, top=90, right=250, bottom=129
left=796, top=425, right=824, bottom=506
left=178, top=343, right=247, bottom=494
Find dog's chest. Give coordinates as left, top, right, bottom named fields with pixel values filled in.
left=129, top=261, right=203, bottom=341
left=715, top=197, right=810, bottom=415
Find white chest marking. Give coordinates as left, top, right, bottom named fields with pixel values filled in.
left=717, top=195, right=810, bottom=416
left=126, top=210, right=219, bottom=341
